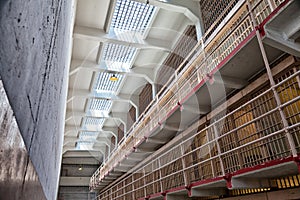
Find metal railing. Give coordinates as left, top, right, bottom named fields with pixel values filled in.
left=90, top=0, right=292, bottom=190
left=98, top=59, right=300, bottom=200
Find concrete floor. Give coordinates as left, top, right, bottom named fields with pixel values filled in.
left=0, top=0, right=73, bottom=199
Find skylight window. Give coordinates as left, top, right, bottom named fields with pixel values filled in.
left=111, top=0, right=156, bottom=34
left=78, top=131, right=99, bottom=141
left=84, top=117, right=105, bottom=127
left=94, top=72, right=123, bottom=92
left=76, top=141, right=94, bottom=150
left=89, top=99, right=112, bottom=111
left=102, top=43, right=136, bottom=70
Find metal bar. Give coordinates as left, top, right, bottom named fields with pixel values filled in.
left=212, top=121, right=225, bottom=176
left=253, top=15, right=298, bottom=156
left=93, top=0, right=296, bottom=189
left=180, top=143, right=188, bottom=186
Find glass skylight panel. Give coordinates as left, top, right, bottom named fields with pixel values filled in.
left=94, top=72, right=123, bottom=92
left=78, top=131, right=99, bottom=141
left=102, top=43, right=136, bottom=70
left=111, top=0, right=156, bottom=34
left=84, top=117, right=105, bottom=127
left=89, top=99, right=112, bottom=111
left=76, top=141, right=94, bottom=150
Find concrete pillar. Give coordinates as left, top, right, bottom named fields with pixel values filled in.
left=0, top=0, right=73, bottom=199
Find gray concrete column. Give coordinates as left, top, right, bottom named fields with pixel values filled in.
left=0, top=0, right=73, bottom=199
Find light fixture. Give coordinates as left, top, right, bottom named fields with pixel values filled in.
left=109, top=74, right=118, bottom=81
left=78, top=165, right=83, bottom=171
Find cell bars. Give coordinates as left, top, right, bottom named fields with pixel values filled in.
left=111, top=0, right=156, bottom=34
left=94, top=72, right=123, bottom=92
left=102, top=43, right=137, bottom=70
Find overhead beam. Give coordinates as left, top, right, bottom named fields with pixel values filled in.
left=65, top=110, right=127, bottom=126
left=69, top=59, right=155, bottom=83
left=103, top=0, right=117, bottom=33
left=64, top=125, right=117, bottom=138
left=73, top=26, right=172, bottom=51
left=134, top=0, right=202, bottom=40
left=63, top=136, right=111, bottom=146
left=67, top=89, right=140, bottom=118
left=62, top=145, right=105, bottom=156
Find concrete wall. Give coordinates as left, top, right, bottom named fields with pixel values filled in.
left=0, top=0, right=73, bottom=199
left=0, top=81, right=46, bottom=200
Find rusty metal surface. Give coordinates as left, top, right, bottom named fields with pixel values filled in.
left=0, top=81, right=46, bottom=200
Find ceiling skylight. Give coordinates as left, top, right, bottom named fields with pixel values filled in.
left=111, top=0, right=156, bottom=34
left=78, top=131, right=99, bottom=141
left=83, top=117, right=105, bottom=127
left=94, top=72, right=123, bottom=92
left=102, top=43, right=136, bottom=70
left=76, top=141, right=94, bottom=150
left=89, top=98, right=112, bottom=111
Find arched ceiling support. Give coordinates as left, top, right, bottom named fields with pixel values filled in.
left=133, top=0, right=203, bottom=40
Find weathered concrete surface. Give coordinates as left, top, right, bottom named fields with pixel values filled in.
left=0, top=81, right=46, bottom=200
left=0, top=0, right=73, bottom=199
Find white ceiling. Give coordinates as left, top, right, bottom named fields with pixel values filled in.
left=63, top=0, right=200, bottom=159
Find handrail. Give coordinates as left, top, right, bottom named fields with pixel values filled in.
left=98, top=62, right=300, bottom=199
left=90, top=0, right=288, bottom=189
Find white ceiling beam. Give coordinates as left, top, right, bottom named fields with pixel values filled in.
left=69, top=59, right=155, bottom=83
left=64, top=125, right=117, bottom=138
left=67, top=88, right=139, bottom=113
left=65, top=110, right=125, bottom=124
left=62, top=145, right=105, bottom=156
left=64, top=136, right=111, bottom=146
left=134, top=0, right=203, bottom=40
left=73, top=26, right=172, bottom=51
left=65, top=110, right=127, bottom=133
left=102, top=127, right=118, bottom=136
left=103, top=0, right=117, bottom=33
